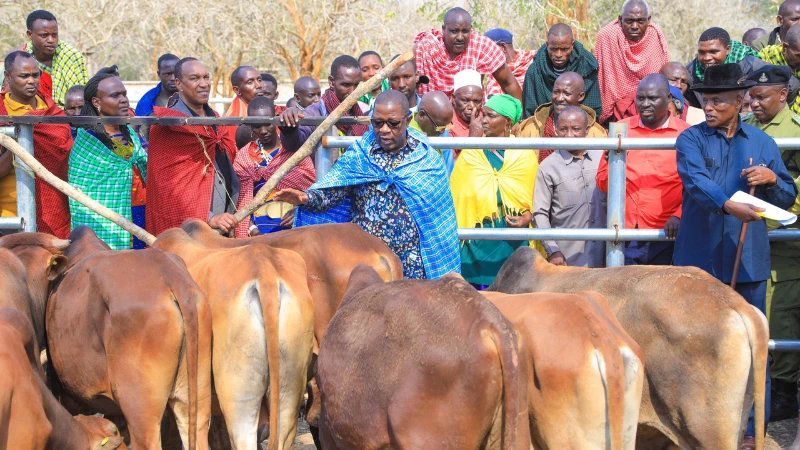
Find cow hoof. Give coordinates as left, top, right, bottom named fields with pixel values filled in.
left=741, top=435, right=756, bottom=450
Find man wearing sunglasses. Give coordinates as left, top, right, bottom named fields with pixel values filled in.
left=412, top=91, right=456, bottom=175
left=274, top=90, right=460, bottom=280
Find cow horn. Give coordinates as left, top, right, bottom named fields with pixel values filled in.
left=51, top=238, right=70, bottom=251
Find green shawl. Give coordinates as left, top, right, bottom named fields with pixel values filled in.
left=68, top=127, right=147, bottom=250
left=522, top=40, right=601, bottom=119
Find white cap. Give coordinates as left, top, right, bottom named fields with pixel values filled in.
left=452, top=69, right=482, bottom=93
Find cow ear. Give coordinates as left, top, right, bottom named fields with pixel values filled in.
left=47, top=255, right=68, bottom=281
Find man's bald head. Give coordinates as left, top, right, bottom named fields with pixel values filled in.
left=443, top=7, right=471, bottom=25
left=636, top=74, right=671, bottom=128
left=293, top=76, right=321, bottom=108
left=742, top=28, right=767, bottom=47
left=548, top=23, right=573, bottom=39
left=556, top=105, right=589, bottom=141
left=374, top=89, right=410, bottom=112
left=638, top=73, right=670, bottom=94
left=418, top=91, right=453, bottom=136
left=780, top=0, right=800, bottom=17
left=551, top=72, right=586, bottom=117
left=785, top=22, right=800, bottom=46
left=659, top=62, right=690, bottom=94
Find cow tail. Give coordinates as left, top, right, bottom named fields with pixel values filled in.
left=261, top=279, right=281, bottom=450
left=487, top=318, right=526, bottom=450
left=740, top=305, right=768, bottom=450
left=173, top=288, right=200, bottom=450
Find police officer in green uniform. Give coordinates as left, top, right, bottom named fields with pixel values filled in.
left=744, top=64, right=800, bottom=421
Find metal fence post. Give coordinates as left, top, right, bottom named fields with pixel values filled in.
left=314, top=126, right=338, bottom=180
left=15, top=124, right=36, bottom=232
left=606, top=122, right=627, bottom=267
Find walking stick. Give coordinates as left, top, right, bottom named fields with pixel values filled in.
left=0, top=133, right=157, bottom=244
left=730, top=185, right=757, bottom=290
left=232, top=49, right=415, bottom=225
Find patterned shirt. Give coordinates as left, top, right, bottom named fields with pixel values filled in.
left=414, top=29, right=506, bottom=96
left=759, top=44, right=800, bottom=115
left=25, top=41, right=89, bottom=107
left=304, top=137, right=425, bottom=278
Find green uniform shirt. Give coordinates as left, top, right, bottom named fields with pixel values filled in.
left=744, top=105, right=800, bottom=281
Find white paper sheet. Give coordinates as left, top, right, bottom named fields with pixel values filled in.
left=730, top=190, right=798, bottom=226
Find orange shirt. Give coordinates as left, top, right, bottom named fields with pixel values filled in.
left=596, top=114, right=690, bottom=229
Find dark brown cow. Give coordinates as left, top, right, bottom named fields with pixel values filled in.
left=0, top=307, right=126, bottom=450
left=489, top=247, right=769, bottom=450
left=0, top=233, right=69, bottom=350
left=181, top=219, right=403, bottom=344
left=46, top=227, right=212, bottom=450
left=317, top=266, right=529, bottom=450
left=483, top=291, right=644, bottom=450
left=154, top=228, right=314, bottom=450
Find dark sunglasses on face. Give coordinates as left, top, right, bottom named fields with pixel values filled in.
left=371, top=118, right=405, bottom=130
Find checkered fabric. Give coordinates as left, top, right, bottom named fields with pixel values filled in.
left=414, top=29, right=506, bottom=96
left=595, top=19, right=669, bottom=122
left=25, top=41, right=89, bottom=107
left=294, top=128, right=461, bottom=279
left=68, top=127, right=147, bottom=250
left=233, top=142, right=315, bottom=238
left=486, top=49, right=535, bottom=96
left=759, top=45, right=800, bottom=115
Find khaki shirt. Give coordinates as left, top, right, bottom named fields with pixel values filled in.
left=744, top=105, right=800, bottom=281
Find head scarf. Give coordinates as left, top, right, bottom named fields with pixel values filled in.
left=484, top=94, right=522, bottom=125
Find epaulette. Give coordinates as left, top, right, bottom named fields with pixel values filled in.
left=741, top=112, right=754, bottom=121
left=792, top=115, right=800, bottom=127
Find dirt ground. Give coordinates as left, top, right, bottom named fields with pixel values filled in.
left=287, top=417, right=800, bottom=450
left=768, top=418, right=799, bottom=450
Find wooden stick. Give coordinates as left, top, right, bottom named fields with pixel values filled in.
left=0, top=133, right=157, bottom=245
left=233, top=48, right=415, bottom=224
left=730, top=185, right=757, bottom=290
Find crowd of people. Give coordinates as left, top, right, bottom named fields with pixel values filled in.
left=2, top=2, right=800, bottom=447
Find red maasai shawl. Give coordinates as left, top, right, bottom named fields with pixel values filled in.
left=414, top=29, right=506, bottom=96
left=539, top=113, right=558, bottom=163
left=146, top=106, right=237, bottom=236
left=321, top=89, right=369, bottom=136
left=485, top=49, right=536, bottom=97
left=233, top=142, right=316, bottom=238
left=595, top=19, right=669, bottom=123
left=0, top=92, right=72, bottom=238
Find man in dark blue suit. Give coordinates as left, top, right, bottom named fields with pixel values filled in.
left=675, top=63, right=797, bottom=447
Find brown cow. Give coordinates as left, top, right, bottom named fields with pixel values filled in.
left=317, top=266, right=530, bottom=450
left=153, top=228, right=314, bottom=450
left=0, top=233, right=69, bottom=350
left=489, top=247, right=769, bottom=450
left=0, top=307, right=126, bottom=450
left=181, top=219, right=403, bottom=344
left=482, top=291, right=644, bottom=450
left=45, top=227, right=212, bottom=450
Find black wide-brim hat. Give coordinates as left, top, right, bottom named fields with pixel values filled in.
left=691, top=63, right=757, bottom=93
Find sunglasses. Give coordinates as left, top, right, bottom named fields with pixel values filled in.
left=370, top=119, right=405, bottom=130
left=417, top=109, right=447, bottom=133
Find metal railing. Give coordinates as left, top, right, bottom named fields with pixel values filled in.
left=2, top=117, right=799, bottom=349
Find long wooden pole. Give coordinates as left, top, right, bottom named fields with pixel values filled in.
left=232, top=49, right=415, bottom=224
left=0, top=133, right=157, bottom=245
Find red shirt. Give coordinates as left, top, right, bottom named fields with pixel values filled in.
left=596, top=114, right=690, bottom=229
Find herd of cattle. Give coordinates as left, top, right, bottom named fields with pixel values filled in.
left=0, top=221, right=769, bottom=450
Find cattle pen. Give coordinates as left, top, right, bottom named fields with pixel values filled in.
left=2, top=115, right=800, bottom=354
